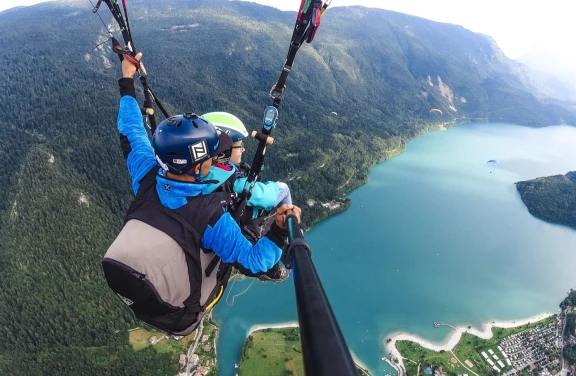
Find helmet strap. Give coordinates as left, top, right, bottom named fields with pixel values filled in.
left=187, top=160, right=207, bottom=182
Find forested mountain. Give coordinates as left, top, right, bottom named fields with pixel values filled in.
left=516, top=172, right=576, bottom=230
left=1, top=0, right=575, bottom=373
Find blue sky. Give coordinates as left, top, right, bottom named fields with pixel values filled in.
left=2, top=0, right=574, bottom=62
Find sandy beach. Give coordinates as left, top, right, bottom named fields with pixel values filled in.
left=246, top=321, right=299, bottom=336
left=244, top=312, right=554, bottom=375
left=385, top=312, right=554, bottom=372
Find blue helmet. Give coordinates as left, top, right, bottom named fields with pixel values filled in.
left=152, top=113, right=232, bottom=175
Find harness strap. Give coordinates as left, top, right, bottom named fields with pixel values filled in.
left=205, top=255, right=221, bottom=277
left=238, top=0, right=331, bottom=213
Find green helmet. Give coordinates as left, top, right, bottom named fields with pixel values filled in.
left=202, top=112, right=248, bottom=142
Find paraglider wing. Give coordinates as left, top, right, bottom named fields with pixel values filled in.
left=429, top=108, right=443, bottom=115
left=330, top=111, right=338, bottom=116
left=487, top=159, right=497, bottom=163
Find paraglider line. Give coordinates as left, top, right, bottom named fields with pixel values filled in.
left=88, top=0, right=114, bottom=36
left=225, top=277, right=257, bottom=306
left=91, top=36, right=112, bottom=51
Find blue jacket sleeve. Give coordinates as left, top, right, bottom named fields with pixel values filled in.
left=201, top=212, right=286, bottom=273
left=117, top=79, right=157, bottom=194
left=233, top=178, right=280, bottom=211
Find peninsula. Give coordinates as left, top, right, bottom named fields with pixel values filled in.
left=516, top=171, right=576, bottom=230
left=236, top=324, right=372, bottom=376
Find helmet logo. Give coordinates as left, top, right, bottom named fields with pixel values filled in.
left=173, top=159, right=187, bottom=165
left=189, top=140, right=208, bottom=162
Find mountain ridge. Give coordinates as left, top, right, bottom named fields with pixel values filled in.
left=0, top=1, right=575, bottom=373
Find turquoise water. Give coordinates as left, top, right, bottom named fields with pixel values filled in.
left=214, top=123, right=576, bottom=375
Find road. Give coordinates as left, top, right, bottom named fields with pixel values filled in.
left=186, top=319, right=205, bottom=376
left=560, top=312, right=567, bottom=371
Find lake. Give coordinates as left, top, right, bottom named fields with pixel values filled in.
left=214, top=122, right=576, bottom=375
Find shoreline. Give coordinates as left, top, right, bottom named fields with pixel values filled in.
left=385, top=312, right=554, bottom=373
left=343, top=119, right=465, bottom=201
left=246, top=321, right=299, bottom=336
left=245, top=322, right=372, bottom=374
left=303, top=117, right=467, bottom=232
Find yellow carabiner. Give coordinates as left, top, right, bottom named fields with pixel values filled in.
left=204, top=285, right=224, bottom=311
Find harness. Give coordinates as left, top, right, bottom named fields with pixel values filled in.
left=103, top=168, right=235, bottom=335
left=93, top=0, right=331, bottom=330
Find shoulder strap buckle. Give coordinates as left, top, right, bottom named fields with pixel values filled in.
left=269, top=83, right=286, bottom=104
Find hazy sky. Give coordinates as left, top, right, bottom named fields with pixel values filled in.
left=2, top=0, right=574, bottom=61
left=240, top=0, right=575, bottom=61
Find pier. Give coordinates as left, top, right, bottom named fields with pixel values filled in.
left=433, top=322, right=456, bottom=330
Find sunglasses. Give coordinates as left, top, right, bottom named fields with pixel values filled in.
left=231, top=142, right=245, bottom=151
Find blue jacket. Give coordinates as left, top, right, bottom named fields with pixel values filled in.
left=205, top=165, right=280, bottom=211
left=117, top=79, right=284, bottom=273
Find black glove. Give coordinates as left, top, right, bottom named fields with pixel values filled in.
left=238, top=162, right=251, bottom=176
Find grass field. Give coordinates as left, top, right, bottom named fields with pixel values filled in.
left=129, top=328, right=165, bottom=351
left=238, top=328, right=304, bottom=376
left=128, top=327, right=193, bottom=358
left=397, top=317, right=554, bottom=376
left=155, top=337, right=186, bottom=357
left=396, top=341, right=470, bottom=376
left=238, top=327, right=370, bottom=375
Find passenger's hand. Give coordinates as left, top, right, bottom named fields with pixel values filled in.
left=275, top=204, right=302, bottom=229
left=122, top=52, right=142, bottom=79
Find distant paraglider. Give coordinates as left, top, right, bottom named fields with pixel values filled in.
left=330, top=111, right=338, bottom=116
left=429, top=108, right=443, bottom=115
left=487, top=160, right=500, bottom=173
